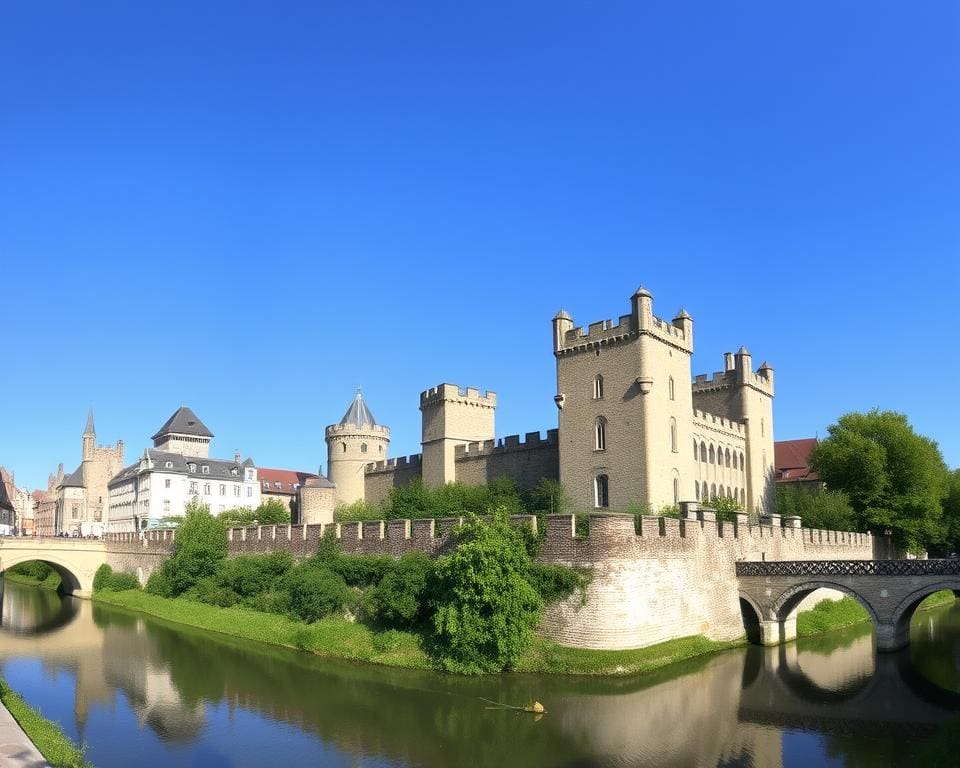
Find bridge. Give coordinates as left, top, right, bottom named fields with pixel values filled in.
left=0, top=537, right=106, bottom=597
left=737, top=559, right=960, bottom=651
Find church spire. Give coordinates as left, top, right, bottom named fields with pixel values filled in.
left=84, top=406, right=95, bottom=436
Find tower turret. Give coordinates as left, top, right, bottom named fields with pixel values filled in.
left=82, top=407, right=96, bottom=461
left=325, top=390, right=390, bottom=505
left=420, top=384, right=496, bottom=487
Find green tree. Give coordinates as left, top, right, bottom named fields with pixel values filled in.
left=429, top=510, right=543, bottom=673
left=776, top=486, right=856, bottom=531
left=525, top=478, right=569, bottom=515
left=942, top=469, right=960, bottom=552
left=810, top=410, right=948, bottom=552
left=147, top=501, right=228, bottom=596
left=707, top=495, right=742, bottom=523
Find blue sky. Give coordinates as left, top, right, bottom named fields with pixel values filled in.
left=2, top=2, right=958, bottom=489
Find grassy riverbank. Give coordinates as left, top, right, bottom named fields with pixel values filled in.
left=3, top=566, right=61, bottom=590
left=797, top=590, right=957, bottom=638
left=0, top=679, right=89, bottom=768
left=93, top=589, right=743, bottom=676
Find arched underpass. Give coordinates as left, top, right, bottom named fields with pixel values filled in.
left=0, top=538, right=106, bottom=597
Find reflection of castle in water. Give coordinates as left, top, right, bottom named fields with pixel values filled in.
left=0, top=581, right=958, bottom=767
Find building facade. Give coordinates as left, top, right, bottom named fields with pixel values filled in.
left=257, top=467, right=323, bottom=521
left=107, top=406, right=260, bottom=532
left=0, top=467, right=33, bottom=534
left=300, top=286, right=776, bottom=522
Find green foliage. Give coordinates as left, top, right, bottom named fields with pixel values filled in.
left=219, top=498, right=292, bottom=527
left=214, top=552, right=294, bottom=597
left=363, top=552, right=434, bottom=628
left=385, top=477, right=524, bottom=520
left=147, top=504, right=228, bottom=597
left=525, top=478, right=569, bottom=515
left=525, top=563, right=586, bottom=604
left=0, top=678, right=91, bottom=767
left=657, top=505, right=681, bottom=518
left=707, top=495, right=742, bottom=523
left=796, top=597, right=870, bottom=637
left=430, top=512, right=543, bottom=673
left=942, top=469, right=960, bottom=552
left=776, top=485, right=856, bottom=531
left=282, top=567, right=354, bottom=623
left=334, top=499, right=383, bottom=522
left=810, top=409, right=948, bottom=552
left=93, top=564, right=140, bottom=593
left=10, top=561, right=53, bottom=580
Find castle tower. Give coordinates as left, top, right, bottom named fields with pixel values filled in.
left=733, top=349, right=775, bottom=514
left=420, top=384, right=496, bottom=488
left=325, top=390, right=390, bottom=505
left=82, top=407, right=96, bottom=461
left=553, top=287, right=695, bottom=512
left=151, top=406, right=213, bottom=457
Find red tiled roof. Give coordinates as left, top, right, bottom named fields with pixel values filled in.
left=257, top=467, right=321, bottom=496
left=774, top=438, right=820, bottom=483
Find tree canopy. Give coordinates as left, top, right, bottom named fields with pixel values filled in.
left=810, top=409, right=948, bottom=552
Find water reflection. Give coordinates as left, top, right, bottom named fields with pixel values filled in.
left=0, top=579, right=957, bottom=768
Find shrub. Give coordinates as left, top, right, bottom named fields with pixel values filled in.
left=151, top=504, right=228, bottom=597
left=526, top=563, right=586, bottom=604
left=215, top=552, right=293, bottom=597
left=145, top=568, right=174, bottom=597
left=283, top=566, right=353, bottom=623
left=309, top=530, right=394, bottom=587
left=334, top=500, right=383, bottom=522
left=364, top=552, right=433, bottom=628
left=430, top=512, right=543, bottom=674
left=190, top=577, right=241, bottom=607
left=10, top=562, right=53, bottom=581
left=372, top=629, right=405, bottom=654
left=93, top=564, right=139, bottom=593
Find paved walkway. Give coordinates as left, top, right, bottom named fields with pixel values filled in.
left=0, top=701, right=48, bottom=767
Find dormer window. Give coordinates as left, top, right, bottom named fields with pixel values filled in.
left=231, top=468, right=239, bottom=476
left=275, top=481, right=282, bottom=489
left=201, top=465, right=209, bottom=474
left=188, top=463, right=197, bottom=473
left=165, top=461, right=173, bottom=468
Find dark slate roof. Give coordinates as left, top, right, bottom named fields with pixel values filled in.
left=339, top=390, right=377, bottom=428
left=109, top=450, right=255, bottom=487
left=151, top=406, right=214, bottom=441
left=61, top=465, right=85, bottom=488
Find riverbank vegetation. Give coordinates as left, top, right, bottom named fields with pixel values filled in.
left=797, top=591, right=958, bottom=638
left=3, top=562, right=61, bottom=590
left=0, top=678, right=90, bottom=767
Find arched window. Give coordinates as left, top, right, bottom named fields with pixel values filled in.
left=361, top=443, right=368, bottom=454
left=594, top=475, right=609, bottom=508
left=711, top=483, right=717, bottom=499
left=725, top=448, right=731, bottom=468
left=593, top=374, right=604, bottom=400
left=709, top=445, right=715, bottom=464
left=700, top=441, right=707, bottom=462
left=668, top=377, right=675, bottom=401
left=702, top=481, right=709, bottom=500
left=379, top=445, right=383, bottom=453
left=732, top=451, right=738, bottom=470
left=695, top=482, right=701, bottom=501
left=761, top=418, right=765, bottom=437
left=727, top=486, right=733, bottom=499
left=694, top=439, right=698, bottom=459
left=595, top=417, right=607, bottom=451
left=740, top=452, right=745, bottom=471
left=741, top=488, right=746, bottom=506
left=673, top=476, right=680, bottom=504
left=670, top=417, right=678, bottom=452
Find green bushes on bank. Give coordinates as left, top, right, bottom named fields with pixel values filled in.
left=5, top=562, right=61, bottom=590
left=92, top=564, right=140, bottom=593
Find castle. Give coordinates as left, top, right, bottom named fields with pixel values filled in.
left=302, top=286, right=775, bottom=521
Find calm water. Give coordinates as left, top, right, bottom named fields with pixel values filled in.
left=0, top=580, right=958, bottom=768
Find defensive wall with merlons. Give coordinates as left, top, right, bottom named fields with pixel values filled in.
left=103, top=507, right=890, bottom=651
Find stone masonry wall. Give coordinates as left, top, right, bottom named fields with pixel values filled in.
left=106, top=514, right=882, bottom=649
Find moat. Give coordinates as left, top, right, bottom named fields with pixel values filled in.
left=1, top=580, right=959, bottom=767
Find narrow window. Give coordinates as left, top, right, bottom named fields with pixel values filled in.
left=594, top=475, right=609, bottom=508
left=595, top=417, right=607, bottom=451
left=761, top=418, right=765, bottom=437
left=695, top=482, right=701, bottom=501
left=202, top=465, right=209, bottom=475
left=164, top=479, right=171, bottom=489
left=732, top=452, right=738, bottom=470
left=740, top=452, right=745, bottom=471
left=673, top=476, right=679, bottom=504
left=247, top=487, right=253, bottom=498
left=203, top=483, right=211, bottom=495
left=361, top=443, right=368, bottom=454
left=693, top=439, right=698, bottom=459
left=594, top=374, right=604, bottom=399
left=219, top=484, right=226, bottom=495
left=709, top=445, right=715, bottom=464
left=711, top=483, right=717, bottom=499
left=668, top=377, right=675, bottom=401
left=702, top=481, right=709, bottom=499
left=725, top=448, right=731, bottom=468
left=341, top=443, right=347, bottom=453
left=741, top=488, right=746, bottom=505
left=670, top=417, right=678, bottom=453
left=700, top=441, right=707, bottom=463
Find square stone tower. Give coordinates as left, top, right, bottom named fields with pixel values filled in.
left=420, top=384, right=496, bottom=487
left=553, top=288, right=696, bottom=512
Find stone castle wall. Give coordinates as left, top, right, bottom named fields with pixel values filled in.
left=363, top=455, right=424, bottom=506
left=452, top=430, right=559, bottom=490
left=106, top=514, right=883, bottom=649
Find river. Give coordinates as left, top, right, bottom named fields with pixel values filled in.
left=0, top=579, right=958, bottom=767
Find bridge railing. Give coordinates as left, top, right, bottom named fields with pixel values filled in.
left=736, top=559, right=960, bottom=577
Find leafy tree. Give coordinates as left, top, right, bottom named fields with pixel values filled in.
left=429, top=510, right=543, bottom=673
left=811, top=410, right=948, bottom=552
left=942, top=469, right=960, bottom=552
left=776, top=486, right=856, bottom=531
left=363, top=552, right=434, bottom=628
left=147, top=502, right=228, bottom=596
left=282, top=567, right=353, bottom=622
left=333, top=499, right=382, bottom=522
left=708, top=495, right=742, bottom=523
left=525, top=479, right=569, bottom=515
left=219, top=498, right=291, bottom=527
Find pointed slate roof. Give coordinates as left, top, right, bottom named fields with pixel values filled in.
left=339, top=390, right=377, bottom=428
left=151, top=406, right=214, bottom=441
left=84, top=407, right=95, bottom=435
left=61, top=465, right=86, bottom=488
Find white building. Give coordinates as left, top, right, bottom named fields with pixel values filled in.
left=107, top=407, right=260, bottom=532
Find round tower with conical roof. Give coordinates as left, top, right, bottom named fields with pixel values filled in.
left=325, top=390, right=390, bottom=506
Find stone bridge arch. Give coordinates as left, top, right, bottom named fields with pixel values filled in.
left=1, top=555, right=88, bottom=596
left=885, top=579, right=960, bottom=651
left=0, top=539, right=106, bottom=598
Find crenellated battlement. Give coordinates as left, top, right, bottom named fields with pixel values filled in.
left=325, top=422, right=391, bottom=438
left=364, top=453, right=423, bottom=474
left=454, top=429, right=559, bottom=459
left=692, top=409, right=745, bottom=436
left=419, top=383, right=497, bottom=409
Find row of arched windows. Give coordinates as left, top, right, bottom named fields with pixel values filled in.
left=694, top=440, right=744, bottom=472
left=695, top=482, right=746, bottom=506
